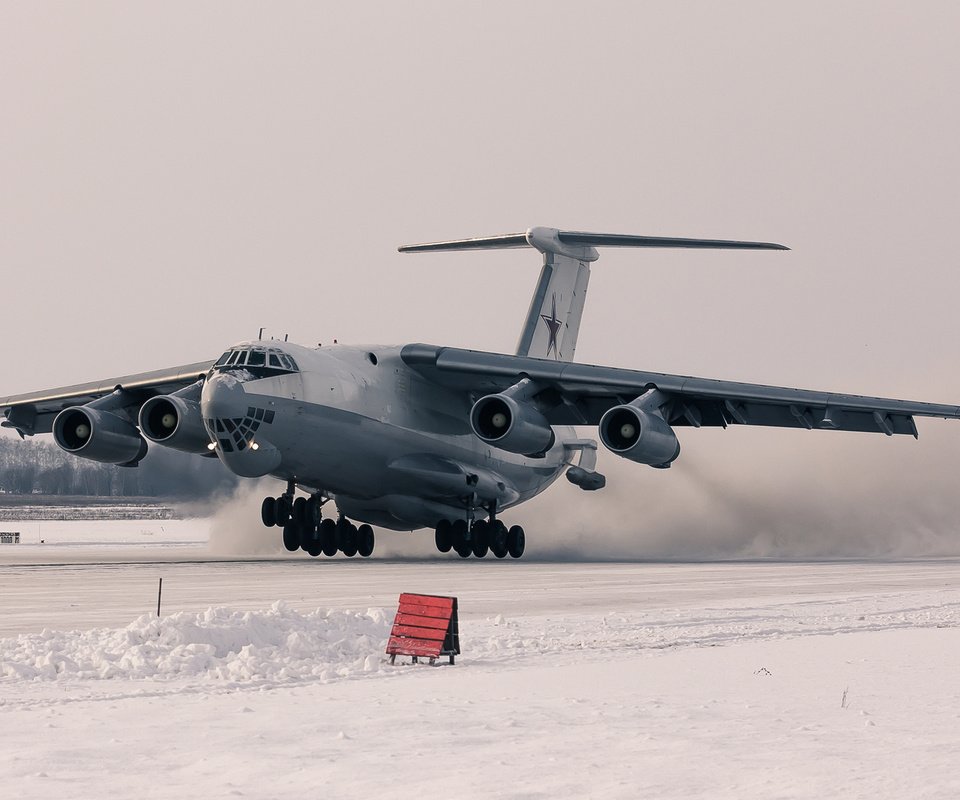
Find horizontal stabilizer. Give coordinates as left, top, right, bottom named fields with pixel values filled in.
left=399, top=227, right=789, bottom=254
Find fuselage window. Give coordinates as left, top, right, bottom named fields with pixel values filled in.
left=268, top=354, right=281, bottom=368
left=215, top=352, right=231, bottom=366
left=247, top=351, right=266, bottom=367
left=226, top=351, right=241, bottom=365
left=367, top=352, right=378, bottom=366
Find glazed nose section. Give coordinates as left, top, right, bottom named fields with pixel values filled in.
left=201, top=373, right=282, bottom=477
left=201, top=372, right=249, bottom=421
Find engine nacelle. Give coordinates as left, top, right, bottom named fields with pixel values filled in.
left=599, top=402, right=680, bottom=467
left=53, top=406, right=148, bottom=466
left=470, top=393, right=555, bottom=456
left=138, top=395, right=210, bottom=454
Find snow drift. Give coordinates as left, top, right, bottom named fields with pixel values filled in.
left=0, top=602, right=391, bottom=682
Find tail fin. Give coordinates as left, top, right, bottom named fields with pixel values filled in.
left=399, top=227, right=788, bottom=362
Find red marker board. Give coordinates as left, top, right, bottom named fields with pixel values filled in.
left=386, top=593, right=460, bottom=665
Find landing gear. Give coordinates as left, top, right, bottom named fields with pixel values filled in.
left=490, top=520, right=509, bottom=558
left=260, top=487, right=373, bottom=558
left=319, top=519, right=338, bottom=556
left=357, top=524, right=375, bottom=558
left=261, top=497, right=277, bottom=528
left=338, top=518, right=358, bottom=557
left=281, top=521, right=299, bottom=552
left=471, top=520, right=490, bottom=558
left=433, top=516, right=525, bottom=558
left=435, top=519, right=453, bottom=553
left=507, top=525, right=525, bottom=558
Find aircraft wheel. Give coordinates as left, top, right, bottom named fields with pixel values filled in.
left=299, top=521, right=318, bottom=552
left=339, top=520, right=358, bottom=557
left=261, top=496, right=277, bottom=528
left=319, top=519, right=338, bottom=556
left=507, top=525, right=525, bottom=558
left=491, top=521, right=508, bottom=558
left=456, top=544, right=472, bottom=558
left=471, top=520, right=490, bottom=558
left=357, top=524, right=375, bottom=557
left=276, top=496, right=291, bottom=527
left=305, top=496, right=322, bottom=527
left=435, top=519, right=453, bottom=553
left=293, top=496, right=307, bottom=525
left=451, top=519, right=468, bottom=552
left=282, top=521, right=299, bottom=552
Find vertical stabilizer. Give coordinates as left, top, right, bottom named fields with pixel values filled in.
left=515, top=230, right=596, bottom=361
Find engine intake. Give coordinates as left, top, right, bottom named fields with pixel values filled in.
left=470, top=393, right=554, bottom=456
left=53, top=406, right=148, bottom=466
left=599, top=396, right=680, bottom=468
left=139, top=395, right=210, bottom=454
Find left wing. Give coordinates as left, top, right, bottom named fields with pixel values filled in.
left=401, top=344, right=960, bottom=436
left=0, top=360, right=214, bottom=436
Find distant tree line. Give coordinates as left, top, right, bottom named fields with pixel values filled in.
left=0, top=436, right=239, bottom=499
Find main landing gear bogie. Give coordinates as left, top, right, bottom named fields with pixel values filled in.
left=262, top=493, right=374, bottom=559
left=435, top=517, right=524, bottom=559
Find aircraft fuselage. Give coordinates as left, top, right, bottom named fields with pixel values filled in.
left=200, top=342, right=572, bottom=530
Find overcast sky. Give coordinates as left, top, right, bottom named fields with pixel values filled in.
left=3, top=2, right=960, bottom=552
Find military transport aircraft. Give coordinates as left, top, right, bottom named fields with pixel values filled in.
left=3, top=227, right=959, bottom=559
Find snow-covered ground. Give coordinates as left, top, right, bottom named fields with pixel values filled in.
left=2, top=521, right=959, bottom=798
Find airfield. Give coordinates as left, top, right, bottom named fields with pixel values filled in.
left=2, top=518, right=959, bottom=799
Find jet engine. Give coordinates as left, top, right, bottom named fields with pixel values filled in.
left=138, top=395, right=211, bottom=454
left=470, top=392, right=555, bottom=456
left=599, top=396, right=680, bottom=468
left=53, top=406, right=148, bottom=466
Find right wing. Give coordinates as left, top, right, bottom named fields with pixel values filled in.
left=0, top=360, right=214, bottom=436
left=401, top=344, right=960, bottom=437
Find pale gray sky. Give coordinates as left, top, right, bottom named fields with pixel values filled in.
left=3, top=2, right=960, bottom=553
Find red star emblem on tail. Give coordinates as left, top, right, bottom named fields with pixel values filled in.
left=540, top=293, right=562, bottom=359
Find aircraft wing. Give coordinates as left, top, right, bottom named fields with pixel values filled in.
left=401, top=344, right=960, bottom=437
left=0, top=360, right=214, bottom=436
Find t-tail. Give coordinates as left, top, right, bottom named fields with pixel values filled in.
left=399, top=226, right=788, bottom=362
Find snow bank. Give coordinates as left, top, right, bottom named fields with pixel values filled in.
left=0, top=602, right=390, bottom=683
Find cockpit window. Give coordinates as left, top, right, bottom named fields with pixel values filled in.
left=213, top=346, right=300, bottom=377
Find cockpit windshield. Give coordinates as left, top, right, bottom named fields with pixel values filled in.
left=213, top=346, right=299, bottom=376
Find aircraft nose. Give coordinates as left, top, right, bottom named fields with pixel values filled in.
left=201, top=371, right=249, bottom=421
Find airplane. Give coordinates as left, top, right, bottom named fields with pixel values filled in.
left=2, top=226, right=959, bottom=559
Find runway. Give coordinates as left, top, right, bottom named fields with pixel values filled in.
left=4, top=521, right=960, bottom=798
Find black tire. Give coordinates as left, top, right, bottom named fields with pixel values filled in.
left=282, top=522, right=299, bottom=552
left=319, top=519, right=338, bottom=556
left=451, top=519, right=468, bottom=552
left=435, top=519, right=453, bottom=553
left=299, top=521, right=317, bottom=552
left=456, top=544, right=472, bottom=558
left=276, top=496, right=291, bottom=527
left=471, top=520, right=489, bottom=558
left=491, top=521, right=508, bottom=558
left=292, top=496, right=307, bottom=525
left=507, top=525, right=525, bottom=558
left=338, top=520, right=358, bottom=557
left=261, top=496, right=277, bottom=528
left=357, top=524, right=375, bottom=557
left=305, top=496, right=321, bottom=527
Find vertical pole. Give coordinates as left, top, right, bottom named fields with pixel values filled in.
left=157, top=577, right=163, bottom=618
